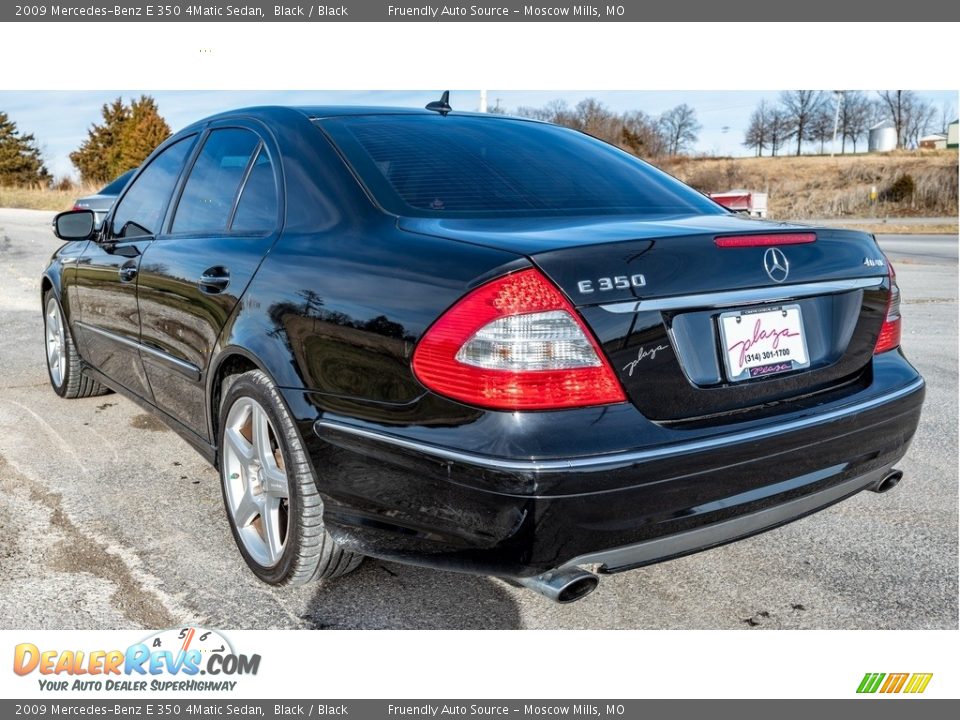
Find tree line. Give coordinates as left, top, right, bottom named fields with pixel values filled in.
left=0, top=95, right=169, bottom=188
left=1, top=91, right=954, bottom=189
left=490, top=97, right=702, bottom=159
left=743, top=90, right=952, bottom=157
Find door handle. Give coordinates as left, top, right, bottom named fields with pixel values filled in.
left=119, top=261, right=138, bottom=283
left=199, top=266, right=231, bottom=294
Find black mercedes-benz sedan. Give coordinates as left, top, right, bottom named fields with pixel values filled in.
left=42, top=103, right=924, bottom=603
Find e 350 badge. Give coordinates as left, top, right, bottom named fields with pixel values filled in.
left=13, top=627, right=261, bottom=693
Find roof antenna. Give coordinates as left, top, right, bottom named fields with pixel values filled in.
left=426, top=91, right=452, bottom=116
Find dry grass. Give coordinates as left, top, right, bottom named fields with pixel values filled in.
left=660, top=150, right=959, bottom=219
left=0, top=185, right=99, bottom=212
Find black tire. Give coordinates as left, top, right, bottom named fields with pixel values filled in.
left=217, top=369, right=363, bottom=586
left=43, top=290, right=111, bottom=399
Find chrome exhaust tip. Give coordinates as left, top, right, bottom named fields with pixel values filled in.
left=871, top=469, right=903, bottom=494
left=515, top=567, right=599, bottom=604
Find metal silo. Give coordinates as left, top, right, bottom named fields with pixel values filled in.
left=869, top=120, right=898, bottom=152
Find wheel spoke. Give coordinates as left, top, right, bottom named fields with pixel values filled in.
left=225, top=426, right=255, bottom=463
left=262, top=463, right=289, bottom=498
left=261, top=497, right=285, bottom=563
left=252, top=406, right=273, bottom=467
left=233, top=487, right=262, bottom=528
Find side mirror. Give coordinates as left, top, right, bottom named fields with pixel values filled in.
left=52, top=210, right=96, bottom=241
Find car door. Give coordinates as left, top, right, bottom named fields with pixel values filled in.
left=72, top=135, right=197, bottom=398
left=136, top=123, right=282, bottom=438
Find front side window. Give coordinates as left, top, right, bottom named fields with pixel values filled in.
left=172, top=128, right=260, bottom=234
left=111, top=136, right=195, bottom=238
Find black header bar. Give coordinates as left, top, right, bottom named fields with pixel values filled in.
left=4, top=1, right=958, bottom=22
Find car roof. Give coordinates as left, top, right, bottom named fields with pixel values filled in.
left=184, top=104, right=534, bottom=129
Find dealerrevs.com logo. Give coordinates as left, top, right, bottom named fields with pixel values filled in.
left=857, top=673, right=933, bottom=694
left=13, top=627, right=260, bottom=693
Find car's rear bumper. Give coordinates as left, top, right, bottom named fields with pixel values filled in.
left=296, top=356, right=924, bottom=578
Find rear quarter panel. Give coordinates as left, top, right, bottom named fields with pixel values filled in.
left=209, top=113, right=525, bottom=437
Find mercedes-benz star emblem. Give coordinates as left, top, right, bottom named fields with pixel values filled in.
left=763, top=247, right=789, bottom=283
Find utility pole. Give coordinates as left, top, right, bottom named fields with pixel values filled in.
left=479, top=89, right=488, bottom=113
left=831, top=90, right=843, bottom=157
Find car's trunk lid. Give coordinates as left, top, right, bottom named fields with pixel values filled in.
left=400, top=214, right=891, bottom=422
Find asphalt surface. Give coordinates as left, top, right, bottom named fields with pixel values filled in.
left=0, top=209, right=956, bottom=630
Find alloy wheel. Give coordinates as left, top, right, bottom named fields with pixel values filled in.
left=222, top=397, right=291, bottom=568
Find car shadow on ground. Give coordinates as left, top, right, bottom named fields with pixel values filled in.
left=302, top=559, right=523, bottom=629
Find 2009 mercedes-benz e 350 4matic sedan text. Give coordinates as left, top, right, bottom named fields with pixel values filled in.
left=42, top=101, right=924, bottom=603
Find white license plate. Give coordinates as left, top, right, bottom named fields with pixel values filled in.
left=718, top=305, right=810, bottom=382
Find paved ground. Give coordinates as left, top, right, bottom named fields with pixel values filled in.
left=0, top=209, right=956, bottom=630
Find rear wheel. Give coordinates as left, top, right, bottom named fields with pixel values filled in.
left=43, top=291, right=110, bottom=399
left=218, top=370, right=362, bottom=585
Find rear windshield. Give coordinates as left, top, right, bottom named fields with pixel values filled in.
left=317, top=115, right=725, bottom=218
left=98, top=169, right=136, bottom=195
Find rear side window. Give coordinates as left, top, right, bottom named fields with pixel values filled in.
left=318, top=115, right=724, bottom=218
left=111, top=136, right=195, bottom=238
left=230, top=147, right=278, bottom=233
left=172, top=128, right=260, bottom=234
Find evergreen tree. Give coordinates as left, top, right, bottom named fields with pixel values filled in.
left=70, top=95, right=171, bottom=184
left=0, top=112, right=50, bottom=187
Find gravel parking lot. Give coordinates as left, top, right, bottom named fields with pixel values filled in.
left=0, top=208, right=956, bottom=630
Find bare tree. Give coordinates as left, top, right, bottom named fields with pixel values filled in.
left=768, top=109, right=790, bottom=156
left=838, top=91, right=872, bottom=153
left=743, top=100, right=771, bottom=157
left=876, top=90, right=933, bottom=149
left=779, top=90, right=825, bottom=155
left=516, top=99, right=571, bottom=123
left=904, top=98, right=937, bottom=148
left=809, top=97, right=836, bottom=154
left=573, top=98, right=623, bottom=145
left=515, top=97, right=670, bottom=158
left=940, top=101, right=958, bottom=133
left=621, top=110, right=667, bottom=158
left=660, top=104, right=701, bottom=156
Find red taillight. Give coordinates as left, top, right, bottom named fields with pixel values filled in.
left=874, top=260, right=902, bottom=354
left=412, top=268, right=626, bottom=411
left=714, top=233, right=816, bottom=248
left=72, top=204, right=83, bottom=211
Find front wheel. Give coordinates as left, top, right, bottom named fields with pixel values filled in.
left=218, top=370, right=363, bottom=586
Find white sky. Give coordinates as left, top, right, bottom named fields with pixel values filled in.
left=1, top=89, right=956, bottom=180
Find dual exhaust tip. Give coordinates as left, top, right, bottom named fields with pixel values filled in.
left=515, top=468, right=904, bottom=604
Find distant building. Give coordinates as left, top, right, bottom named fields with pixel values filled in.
left=948, top=119, right=959, bottom=149
left=919, top=133, right=948, bottom=150
left=868, top=120, right=898, bottom=152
